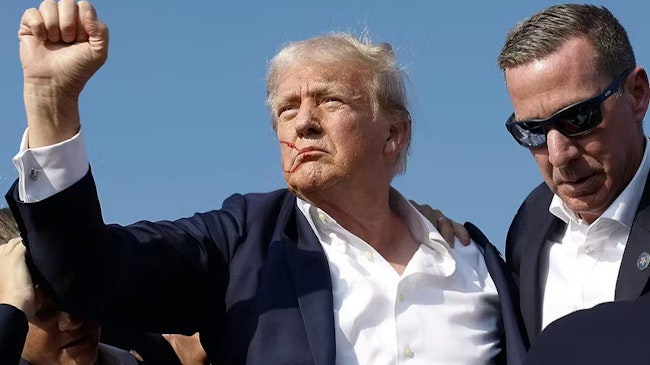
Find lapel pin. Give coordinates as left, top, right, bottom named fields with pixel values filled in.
left=637, top=252, right=650, bottom=271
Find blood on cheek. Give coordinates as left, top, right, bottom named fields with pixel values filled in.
left=280, top=141, right=297, bottom=150
left=279, top=140, right=314, bottom=174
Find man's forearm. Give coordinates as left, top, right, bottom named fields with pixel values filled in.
left=24, top=83, right=81, bottom=148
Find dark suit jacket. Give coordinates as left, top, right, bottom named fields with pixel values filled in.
left=523, top=290, right=650, bottom=365
left=100, top=327, right=182, bottom=365
left=0, top=304, right=28, bottom=365
left=6, top=171, right=526, bottom=365
left=506, top=175, right=650, bottom=343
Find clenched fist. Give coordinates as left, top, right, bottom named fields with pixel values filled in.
left=19, top=0, right=108, bottom=147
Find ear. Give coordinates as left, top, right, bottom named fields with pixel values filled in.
left=384, top=118, right=410, bottom=155
left=628, top=66, right=650, bottom=125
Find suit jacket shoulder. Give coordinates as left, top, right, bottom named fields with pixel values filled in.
left=524, top=291, right=650, bottom=365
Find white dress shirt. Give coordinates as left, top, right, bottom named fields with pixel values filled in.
left=541, top=139, right=650, bottom=330
left=14, top=130, right=501, bottom=364
left=298, top=192, right=500, bottom=365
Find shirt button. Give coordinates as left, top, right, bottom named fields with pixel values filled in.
left=584, top=245, right=595, bottom=254
left=29, top=168, right=39, bottom=180
left=364, top=251, right=374, bottom=262
left=398, top=292, right=404, bottom=302
left=404, top=346, right=415, bottom=359
left=568, top=304, right=578, bottom=312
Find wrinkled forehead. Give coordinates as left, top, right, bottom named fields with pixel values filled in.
left=271, top=62, right=370, bottom=103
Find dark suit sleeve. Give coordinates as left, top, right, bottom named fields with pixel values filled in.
left=5, top=170, right=243, bottom=335
left=0, top=304, right=28, bottom=364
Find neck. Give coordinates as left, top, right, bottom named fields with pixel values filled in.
left=304, top=185, right=419, bottom=274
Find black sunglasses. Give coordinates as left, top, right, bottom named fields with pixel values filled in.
left=505, top=68, right=633, bottom=148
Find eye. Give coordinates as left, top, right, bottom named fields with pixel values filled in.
left=320, top=97, right=344, bottom=109
left=277, top=104, right=298, bottom=121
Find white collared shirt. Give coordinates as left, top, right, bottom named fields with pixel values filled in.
left=298, top=191, right=501, bottom=365
left=14, top=130, right=501, bottom=364
left=541, top=139, right=650, bottom=330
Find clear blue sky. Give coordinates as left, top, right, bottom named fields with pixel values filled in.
left=1, top=1, right=648, bottom=251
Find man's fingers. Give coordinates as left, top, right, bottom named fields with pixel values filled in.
left=1, top=238, right=24, bottom=254
left=19, top=8, right=47, bottom=41
left=408, top=200, right=472, bottom=247
left=57, top=0, right=78, bottom=43
left=436, top=216, right=456, bottom=248
left=9, top=239, right=26, bottom=257
left=452, top=221, right=471, bottom=246
left=20, top=1, right=104, bottom=45
left=437, top=218, right=471, bottom=247
left=78, top=0, right=108, bottom=53
left=75, top=8, right=88, bottom=42
left=39, top=0, right=61, bottom=43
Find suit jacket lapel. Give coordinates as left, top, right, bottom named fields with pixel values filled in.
left=616, top=176, right=650, bottom=300
left=519, top=198, right=558, bottom=342
left=465, top=223, right=528, bottom=365
left=274, top=194, right=336, bottom=365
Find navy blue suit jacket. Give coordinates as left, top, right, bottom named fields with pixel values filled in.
left=524, top=290, right=650, bottom=364
left=6, top=171, right=526, bottom=364
left=506, top=175, right=650, bottom=344
left=100, top=327, right=182, bottom=365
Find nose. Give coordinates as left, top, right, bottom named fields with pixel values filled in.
left=294, top=100, right=322, bottom=137
left=545, top=128, right=580, bottom=167
left=58, top=311, right=85, bottom=331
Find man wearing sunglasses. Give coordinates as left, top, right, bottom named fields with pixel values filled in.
left=498, top=3, right=650, bottom=361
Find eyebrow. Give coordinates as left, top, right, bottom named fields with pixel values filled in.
left=272, top=80, right=361, bottom=109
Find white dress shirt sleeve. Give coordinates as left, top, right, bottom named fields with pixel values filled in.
left=12, top=129, right=89, bottom=203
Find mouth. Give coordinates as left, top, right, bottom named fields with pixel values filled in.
left=569, top=175, right=591, bottom=185
left=557, top=173, right=598, bottom=194
left=296, top=146, right=322, bottom=158
left=285, top=148, right=324, bottom=173
left=61, top=335, right=92, bottom=350
left=280, top=141, right=322, bottom=154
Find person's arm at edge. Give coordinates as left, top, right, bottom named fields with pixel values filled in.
left=15, top=0, right=107, bottom=203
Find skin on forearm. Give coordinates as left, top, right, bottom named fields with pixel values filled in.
left=24, top=83, right=81, bottom=148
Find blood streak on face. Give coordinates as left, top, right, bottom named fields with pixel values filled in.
left=280, top=140, right=319, bottom=173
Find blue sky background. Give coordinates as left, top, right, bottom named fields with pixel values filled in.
left=1, top=1, right=648, bottom=252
